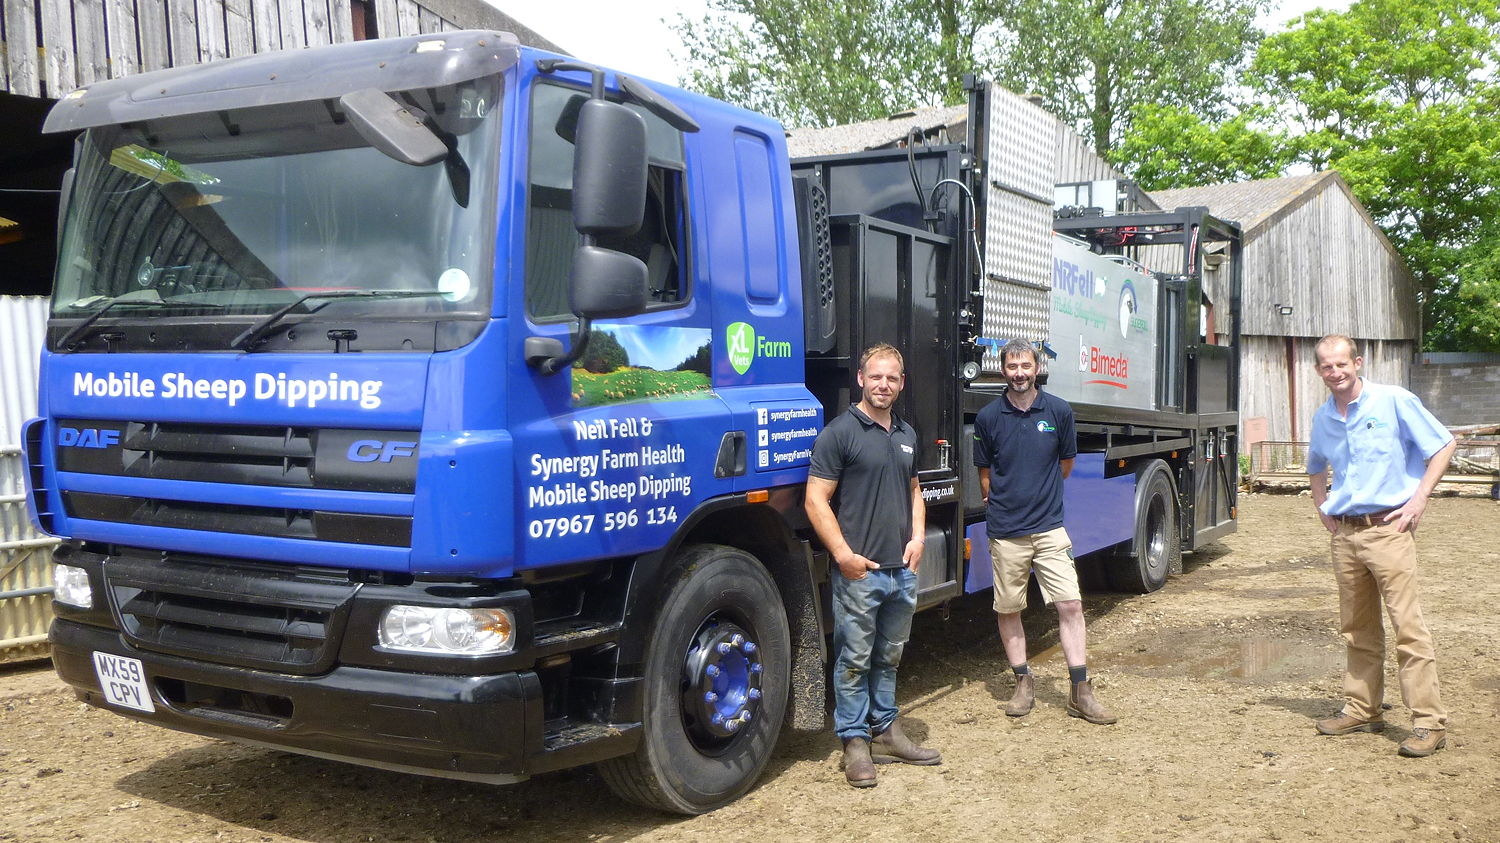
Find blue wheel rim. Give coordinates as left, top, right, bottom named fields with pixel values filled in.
left=681, top=616, right=763, bottom=750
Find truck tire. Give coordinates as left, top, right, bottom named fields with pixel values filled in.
left=598, top=544, right=790, bottom=814
left=1109, top=461, right=1179, bottom=593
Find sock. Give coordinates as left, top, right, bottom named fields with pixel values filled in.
left=1011, top=662, right=1030, bottom=676
left=1068, top=664, right=1088, bottom=684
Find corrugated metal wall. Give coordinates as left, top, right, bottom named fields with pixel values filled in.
left=1, top=295, right=57, bottom=664
left=1051, top=116, right=1122, bottom=186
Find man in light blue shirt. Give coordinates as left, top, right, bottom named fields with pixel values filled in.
left=1306, top=334, right=1455, bottom=758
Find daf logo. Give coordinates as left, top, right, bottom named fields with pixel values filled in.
left=347, top=439, right=418, bottom=463
left=58, top=427, right=121, bottom=448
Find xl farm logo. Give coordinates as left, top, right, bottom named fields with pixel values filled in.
left=725, top=322, right=792, bottom=375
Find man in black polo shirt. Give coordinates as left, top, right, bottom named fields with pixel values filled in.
left=973, top=338, right=1117, bottom=725
left=806, top=343, right=941, bottom=788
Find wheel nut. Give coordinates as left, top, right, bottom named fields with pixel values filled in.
left=705, top=664, right=721, bottom=678
left=730, top=634, right=744, bottom=648
left=748, top=688, right=762, bottom=701
left=704, top=691, right=718, bottom=703
left=743, top=640, right=757, bottom=654
left=717, top=642, right=732, bottom=654
left=750, top=662, right=762, bottom=673
left=725, top=718, right=740, bottom=733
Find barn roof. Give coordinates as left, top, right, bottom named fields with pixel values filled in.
left=1150, top=171, right=1345, bottom=237
left=785, top=104, right=969, bottom=158
left=1149, top=169, right=1405, bottom=264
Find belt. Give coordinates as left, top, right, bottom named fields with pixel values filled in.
left=1331, top=507, right=1400, bottom=527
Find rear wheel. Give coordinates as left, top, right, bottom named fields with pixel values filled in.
left=598, top=544, right=790, bottom=814
left=1109, top=461, right=1179, bottom=593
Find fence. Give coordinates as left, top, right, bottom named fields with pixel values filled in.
left=1, top=448, right=58, bottom=664
left=1249, top=437, right=1500, bottom=499
left=2, top=295, right=57, bottom=663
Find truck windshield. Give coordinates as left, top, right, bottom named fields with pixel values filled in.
left=52, top=78, right=500, bottom=350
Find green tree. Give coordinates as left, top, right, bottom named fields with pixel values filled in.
left=1110, top=104, right=1292, bottom=191
left=1249, top=0, right=1500, bottom=351
left=674, top=342, right=713, bottom=374
left=674, top=0, right=1268, bottom=150
left=672, top=0, right=1006, bottom=127
left=994, top=0, right=1271, bottom=156
left=576, top=329, right=630, bottom=374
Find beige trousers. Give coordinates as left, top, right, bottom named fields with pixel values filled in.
left=1331, top=520, right=1447, bottom=730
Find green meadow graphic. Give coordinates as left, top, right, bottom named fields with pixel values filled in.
left=571, top=325, right=713, bottom=408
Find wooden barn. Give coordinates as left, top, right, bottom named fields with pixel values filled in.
left=0, top=0, right=561, bottom=296
left=1151, top=171, right=1420, bottom=449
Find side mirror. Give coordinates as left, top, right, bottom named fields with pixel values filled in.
left=571, top=99, right=647, bottom=235
left=570, top=245, right=647, bottom=319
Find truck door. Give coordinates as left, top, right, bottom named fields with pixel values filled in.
left=509, top=78, right=734, bottom=570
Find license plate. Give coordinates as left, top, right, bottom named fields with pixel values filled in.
left=92, top=652, right=156, bottom=713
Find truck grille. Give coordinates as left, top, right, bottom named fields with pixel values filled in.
left=105, top=552, right=358, bottom=674
left=56, top=420, right=418, bottom=493
left=65, top=491, right=410, bottom=546
left=54, top=419, right=417, bottom=546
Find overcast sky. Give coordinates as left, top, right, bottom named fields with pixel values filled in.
left=486, top=0, right=1351, bottom=89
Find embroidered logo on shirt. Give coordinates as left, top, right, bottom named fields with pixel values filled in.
left=1364, top=419, right=1389, bottom=430
left=1036, top=420, right=1056, bottom=433
left=900, top=444, right=914, bottom=454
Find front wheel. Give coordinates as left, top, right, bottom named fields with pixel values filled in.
left=598, top=544, right=791, bottom=814
left=1109, top=461, right=1180, bottom=593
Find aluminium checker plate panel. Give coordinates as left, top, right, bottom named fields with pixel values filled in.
left=980, top=86, right=1056, bottom=373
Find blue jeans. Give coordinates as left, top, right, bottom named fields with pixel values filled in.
left=832, top=566, right=918, bottom=740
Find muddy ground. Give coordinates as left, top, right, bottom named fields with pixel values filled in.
left=2, top=492, right=1497, bottom=842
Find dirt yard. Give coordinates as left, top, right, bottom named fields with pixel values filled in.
left=2, top=492, right=1497, bottom=842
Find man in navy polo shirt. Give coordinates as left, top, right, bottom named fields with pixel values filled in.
left=806, top=343, right=941, bottom=788
left=973, top=338, right=1116, bottom=725
left=1308, top=334, right=1454, bottom=757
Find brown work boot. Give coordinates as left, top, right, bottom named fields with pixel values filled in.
left=842, top=737, right=877, bottom=787
left=1066, top=679, right=1118, bottom=725
left=1398, top=728, right=1447, bottom=757
left=1005, top=673, right=1036, bottom=717
left=1316, top=713, right=1386, bottom=736
left=870, top=719, right=942, bottom=766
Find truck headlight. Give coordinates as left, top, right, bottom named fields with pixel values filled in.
left=378, top=605, right=515, bottom=655
left=54, top=564, right=93, bottom=608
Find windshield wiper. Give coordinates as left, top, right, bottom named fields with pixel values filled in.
left=57, top=291, right=167, bottom=350
left=231, top=289, right=449, bottom=351
left=58, top=292, right=231, bottom=350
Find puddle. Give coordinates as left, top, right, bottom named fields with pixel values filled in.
left=1114, top=633, right=1343, bottom=683
left=1232, top=638, right=1302, bottom=678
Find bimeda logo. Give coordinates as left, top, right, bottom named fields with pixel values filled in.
left=1036, top=420, right=1056, bottom=433
left=725, top=322, right=792, bottom=375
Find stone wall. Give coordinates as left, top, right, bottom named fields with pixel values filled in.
left=1411, top=352, right=1500, bottom=426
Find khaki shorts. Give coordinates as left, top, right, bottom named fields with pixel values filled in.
left=990, top=527, right=1080, bottom=614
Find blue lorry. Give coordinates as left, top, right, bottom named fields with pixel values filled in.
left=24, top=30, right=1241, bottom=813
